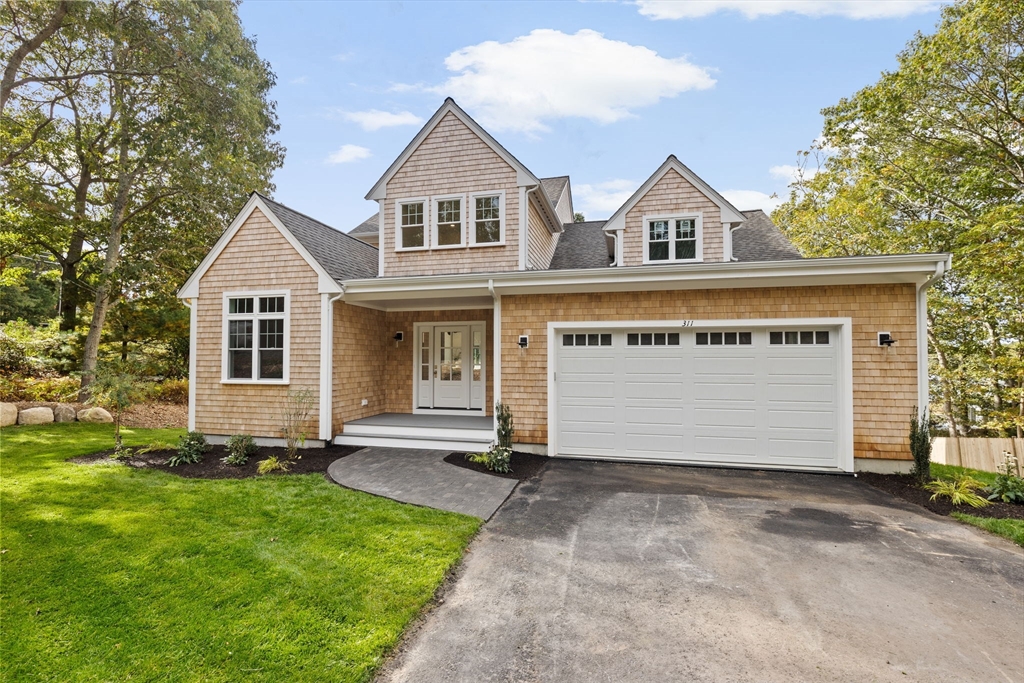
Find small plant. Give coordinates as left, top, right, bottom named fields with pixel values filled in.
left=88, top=361, right=149, bottom=456
left=151, top=379, right=189, bottom=405
left=281, top=389, right=315, bottom=461
left=169, top=431, right=208, bottom=467
left=466, top=445, right=512, bottom=474
left=909, top=408, right=932, bottom=484
left=496, top=402, right=514, bottom=450
left=137, top=441, right=177, bottom=454
left=985, top=451, right=1024, bottom=504
left=223, top=434, right=258, bottom=466
left=924, top=474, right=991, bottom=509
left=257, top=455, right=289, bottom=475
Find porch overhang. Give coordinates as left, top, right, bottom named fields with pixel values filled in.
left=337, top=253, right=952, bottom=307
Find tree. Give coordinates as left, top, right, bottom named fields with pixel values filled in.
left=773, top=0, right=1024, bottom=437
left=89, top=360, right=147, bottom=455
left=574, top=212, right=586, bottom=222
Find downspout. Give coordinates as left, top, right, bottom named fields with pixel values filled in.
left=916, top=259, right=948, bottom=422
left=318, top=287, right=345, bottom=442
left=182, top=298, right=197, bottom=432
left=489, top=278, right=501, bottom=438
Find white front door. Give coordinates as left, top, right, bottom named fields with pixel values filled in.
left=433, top=326, right=470, bottom=408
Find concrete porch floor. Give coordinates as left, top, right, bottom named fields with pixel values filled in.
left=346, top=412, right=493, bottom=430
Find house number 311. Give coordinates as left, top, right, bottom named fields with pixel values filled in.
left=680, top=320, right=694, bottom=327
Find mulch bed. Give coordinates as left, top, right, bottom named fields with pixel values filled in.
left=71, top=444, right=361, bottom=479
left=443, top=451, right=549, bottom=482
left=858, top=472, right=1024, bottom=520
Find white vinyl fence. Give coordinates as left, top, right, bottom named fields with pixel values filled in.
left=932, top=437, right=1023, bottom=475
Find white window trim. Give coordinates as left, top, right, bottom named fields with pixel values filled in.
left=642, top=212, right=703, bottom=265
left=221, top=289, right=291, bottom=384
left=468, top=190, right=506, bottom=247
left=430, top=194, right=467, bottom=249
left=394, top=197, right=429, bottom=252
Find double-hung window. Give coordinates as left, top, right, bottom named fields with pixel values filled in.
left=643, top=214, right=702, bottom=263
left=433, top=196, right=465, bottom=248
left=224, top=292, right=289, bottom=382
left=397, top=200, right=426, bottom=250
left=470, top=192, right=503, bottom=245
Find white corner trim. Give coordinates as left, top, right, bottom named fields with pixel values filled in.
left=916, top=259, right=948, bottom=418
left=603, top=157, right=746, bottom=234
left=724, top=221, right=734, bottom=262
left=518, top=186, right=528, bottom=270
left=220, top=289, right=291, bottom=385
left=365, top=99, right=540, bottom=201
left=319, top=292, right=343, bottom=440
left=184, top=298, right=197, bottom=431
left=377, top=200, right=385, bottom=277
left=177, top=194, right=343, bottom=298
left=641, top=212, right=704, bottom=265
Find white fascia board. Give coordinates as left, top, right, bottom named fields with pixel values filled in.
left=365, top=99, right=541, bottom=201
left=177, top=194, right=343, bottom=298
left=530, top=186, right=563, bottom=235
left=339, top=253, right=952, bottom=303
left=604, top=157, right=746, bottom=233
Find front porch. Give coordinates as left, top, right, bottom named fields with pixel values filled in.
left=334, top=412, right=495, bottom=451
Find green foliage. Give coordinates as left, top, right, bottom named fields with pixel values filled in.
left=951, top=513, right=1024, bottom=546
left=1, top=319, right=80, bottom=375
left=772, top=0, right=1024, bottom=437
left=87, top=362, right=148, bottom=452
left=151, top=379, right=188, bottom=405
left=282, top=389, right=315, bottom=461
left=573, top=212, right=586, bottom=222
left=496, top=402, right=514, bottom=451
left=257, top=455, right=289, bottom=475
left=924, top=474, right=991, bottom=508
left=985, top=452, right=1024, bottom=504
left=0, top=422, right=479, bottom=681
left=169, top=431, right=208, bottom=467
left=909, top=408, right=932, bottom=483
left=0, top=333, right=29, bottom=374
left=136, top=441, right=176, bottom=455
left=0, top=375, right=80, bottom=402
left=223, top=434, right=258, bottom=467
left=467, top=445, right=512, bottom=474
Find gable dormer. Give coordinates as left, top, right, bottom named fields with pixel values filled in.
left=603, top=156, right=746, bottom=267
left=366, top=99, right=562, bottom=277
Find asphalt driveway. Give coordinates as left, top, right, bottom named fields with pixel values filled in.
left=379, top=460, right=1024, bottom=683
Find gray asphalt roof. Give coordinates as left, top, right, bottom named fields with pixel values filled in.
left=257, top=193, right=379, bottom=281
left=732, top=210, right=802, bottom=262
left=549, top=221, right=612, bottom=270
left=350, top=213, right=379, bottom=235
left=540, top=176, right=569, bottom=206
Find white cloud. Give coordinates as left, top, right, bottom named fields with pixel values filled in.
left=325, top=144, right=371, bottom=165
left=339, top=109, right=425, bottom=131
left=424, top=29, right=715, bottom=133
left=574, top=179, right=639, bottom=216
left=636, top=1, right=939, bottom=20
left=769, top=164, right=817, bottom=184
left=290, top=76, right=309, bottom=85
left=721, top=189, right=783, bottom=213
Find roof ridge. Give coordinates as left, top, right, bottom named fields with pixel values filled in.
left=257, top=192, right=378, bottom=252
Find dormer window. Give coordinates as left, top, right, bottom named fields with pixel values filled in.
left=471, top=192, right=504, bottom=245
left=398, top=200, right=426, bottom=250
left=643, top=213, right=702, bottom=264
left=433, top=196, right=465, bottom=248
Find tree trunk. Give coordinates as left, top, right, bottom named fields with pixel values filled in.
left=928, top=323, right=960, bottom=437
left=121, top=322, right=129, bottom=362
left=0, top=1, right=70, bottom=114
left=984, top=321, right=1005, bottom=436
left=59, top=231, right=84, bottom=331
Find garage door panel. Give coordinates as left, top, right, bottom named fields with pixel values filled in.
left=694, top=408, right=757, bottom=428
left=625, top=381, right=684, bottom=400
left=625, top=356, right=684, bottom=375
left=561, top=404, right=617, bottom=423
left=626, top=432, right=685, bottom=454
left=769, top=356, right=834, bottom=377
left=766, top=383, right=834, bottom=403
left=561, top=355, right=616, bottom=375
left=768, top=409, right=835, bottom=430
left=561, top=381, right=616, bottom=399
left=694, top=382, right=756, bottom=402
left=768, top=438, right=836, bottom=462
left=693, top=356, right=756, bottom=376
left=693, top=435, right=758, bottom=458
left=625, top=405, right=685, bottom=426
left=561, top=429, right=618, bottom=451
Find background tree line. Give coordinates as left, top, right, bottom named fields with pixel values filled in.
left=1, top=0, right=283, bottom=397
left=773, top=0, right=1023, bottom=437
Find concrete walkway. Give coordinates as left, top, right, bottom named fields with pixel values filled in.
left=327, top=447, right=516, bottom=519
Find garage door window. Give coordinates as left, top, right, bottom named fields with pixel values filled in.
left=696, top=331, right=752, bottom=346
left=563, top=333, right=612, bottom=346
left=627, top=332, right=680, bottom=346
left=770, top=330, right=830, bottom=345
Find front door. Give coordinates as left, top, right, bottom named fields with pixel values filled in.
left=433, top=326, right=470, bottom=408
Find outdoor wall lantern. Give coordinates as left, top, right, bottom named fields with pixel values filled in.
left=878, top=332, right=896, bottom=347
left=518, top=335, right=529, bottom=349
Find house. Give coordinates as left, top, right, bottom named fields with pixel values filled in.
left=177, top=98, right=950, bottom=474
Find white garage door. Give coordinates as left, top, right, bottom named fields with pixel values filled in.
left=554, top=325, right=847, bottom=471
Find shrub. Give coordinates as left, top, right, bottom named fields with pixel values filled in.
left=0, top=375, right=80, bottom=402
left=496, top=402, right=514, bottom=450
left=0, top=334, right=29, bottom=375
left=281, top=389, right=315, bottom=461
left=985, top=452, right=1024, bottom=504
left=89, top=362, right=149, bottom=454
left=137, top=441, right=177, bottom=454
left=169, top=431, right=208, bottom=467
left=151, top=379, right=189, bottom=405
left=223, top=434, right=258, bottom=466
left=257, top=455, right=289, bottom=474
left=924, top=474, right=991, bottom=508
left=909, top=408, right=932, bottom=484
left=467, top=445, right=512, bottom=474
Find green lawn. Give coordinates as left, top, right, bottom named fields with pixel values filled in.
left=0, top=423, right=480, bottom=682
left=931, top=463, right=1024, bottom=547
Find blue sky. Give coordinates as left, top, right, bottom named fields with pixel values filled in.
left=237, top=0, right=945, bottom=231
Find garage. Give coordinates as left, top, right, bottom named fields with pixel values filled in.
left=551, top=321, right=852, bottom=471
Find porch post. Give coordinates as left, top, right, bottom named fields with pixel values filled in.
left=318, top=292, right=340, bottom=441
left=490, top=279, right=501, bottom=417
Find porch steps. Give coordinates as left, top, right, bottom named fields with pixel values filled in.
left=333, top=413, right=495, bottom=452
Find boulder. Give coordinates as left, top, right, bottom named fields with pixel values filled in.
left=53, top=403, right=77, bottom=423
left=18, top=406, right=54, bottom=425
left=0, top=403, right=17, bottom=427
left=77, top=407, right=113, bottom=423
